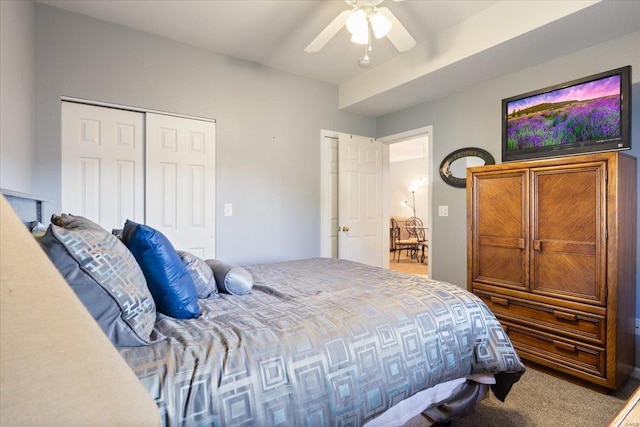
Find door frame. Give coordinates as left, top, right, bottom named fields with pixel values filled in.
left=61, top=96, right=216, bottom=124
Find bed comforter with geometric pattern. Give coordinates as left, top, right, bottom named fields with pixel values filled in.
left=119, top=258, right=525, bottom=426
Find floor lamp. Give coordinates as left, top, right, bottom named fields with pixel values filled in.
left=401, top=186, right=417, bottom=218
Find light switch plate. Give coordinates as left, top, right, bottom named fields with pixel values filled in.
left=438, top=205, right=449, bottom=217
left=224, top=203, right=233, bottom=217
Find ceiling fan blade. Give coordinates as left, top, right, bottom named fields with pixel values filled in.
left=305, top=9, right=352, bottom=53
left=377, top=7, right=416, bottom=52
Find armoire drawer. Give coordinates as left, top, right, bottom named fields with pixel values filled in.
left=474, top=290, right=605, bottom=345
left=502, top=322, right=605, bottom=378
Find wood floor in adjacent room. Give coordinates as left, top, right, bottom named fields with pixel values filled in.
left=389, top=249, right=428, bottom=277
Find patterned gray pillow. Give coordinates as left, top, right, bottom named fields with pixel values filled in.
left=177, top=251, right=218, bottom=299
left=206, top=259, right=253, bottom=296
left=40, top=214, right=157, bottom=346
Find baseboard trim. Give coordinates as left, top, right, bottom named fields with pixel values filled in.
left=631, top=367, right=640, bottom=379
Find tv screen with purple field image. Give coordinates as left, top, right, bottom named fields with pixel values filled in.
left=502, top=66, right=630, bottom=162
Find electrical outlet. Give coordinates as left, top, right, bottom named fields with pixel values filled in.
left=636, top=318, right=640, bottom=336
left=438, top=205, right=449, bottom=217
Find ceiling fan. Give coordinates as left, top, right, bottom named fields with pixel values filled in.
left=305, top=0, right=416, bottom=65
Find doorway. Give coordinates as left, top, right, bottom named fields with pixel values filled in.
left=384, top=129, right=431, bottom=277
left=320, top=126, right=432, bottom=276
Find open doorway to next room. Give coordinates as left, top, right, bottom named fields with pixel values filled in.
left=388, top=135, right=430, bottom=278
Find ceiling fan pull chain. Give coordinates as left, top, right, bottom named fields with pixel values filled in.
left=359, top=41, right=371, bottom=68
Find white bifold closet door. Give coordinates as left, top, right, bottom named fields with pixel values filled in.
left=145, top=113, right=216, bottom=259
left=61, top=102, right=145, bottom=229
left=61, top=102, right=216, bottom=259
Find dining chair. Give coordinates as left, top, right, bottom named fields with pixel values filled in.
left=406, top=217, right=427, bottom=263
left=390, top=218, right=419, bottom=262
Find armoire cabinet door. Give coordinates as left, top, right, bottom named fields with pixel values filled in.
left=470, top=169, right=529, bottom=290
left=530, top=162, right=607, bottom=305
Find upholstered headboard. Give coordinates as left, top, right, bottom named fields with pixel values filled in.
left=0, top=195, right=161, bottom=426
left=0, top=188, right=47, bottom=224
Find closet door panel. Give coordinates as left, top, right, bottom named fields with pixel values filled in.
left=146, top=113, right=216, bottom=259
left=79, top=158, right=101, bottom=221
left=116, top=160, right=137, bottom=226
left=187, top=164, right=205, bottom=228
left=61, top=102, right=144, bottom=230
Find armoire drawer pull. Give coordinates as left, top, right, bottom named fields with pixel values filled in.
left=554, top=340, right=576, bottom=353
left=490, top=296, right=509, bottom=306
left=554, top=311, right=577, bottom=322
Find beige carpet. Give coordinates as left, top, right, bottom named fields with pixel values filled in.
left=403, top=366, right=639, bottom=427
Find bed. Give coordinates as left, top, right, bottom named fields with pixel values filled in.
left=8, top=194, right=524, bottom=427
left=118, top=256, right=524, bottom=426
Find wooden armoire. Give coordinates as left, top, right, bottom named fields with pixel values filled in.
left=467, top=152, right=636, bottom=391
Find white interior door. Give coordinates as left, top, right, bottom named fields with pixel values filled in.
left=145, top=113, right=216, bottom=259
left=61, top=102, right=144, bottom=230
left=338, top=134, right=383, bottom=267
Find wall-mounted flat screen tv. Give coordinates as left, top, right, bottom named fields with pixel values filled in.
left=502, top=66, right=631, bottom=162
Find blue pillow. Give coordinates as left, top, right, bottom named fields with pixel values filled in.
left=122, top=220, right=200, bottom=319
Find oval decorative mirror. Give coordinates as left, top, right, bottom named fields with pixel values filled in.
left=439, top=147, right=495, bottom=188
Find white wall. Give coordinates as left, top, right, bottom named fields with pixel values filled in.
left=33, top=4, right=375, bottom=266
left=389, top=158, right=428, bottom=221
left=0, top=0, right=35, bottom=194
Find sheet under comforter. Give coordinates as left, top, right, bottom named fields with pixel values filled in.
left=119, top=258, right=525, bottom=426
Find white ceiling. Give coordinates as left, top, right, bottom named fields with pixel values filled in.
left=37, top=0, right=640, bottom=117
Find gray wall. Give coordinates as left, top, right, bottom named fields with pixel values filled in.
left=33, top=4, right=375, bottom=265
left=378, top=30, right=640, bottom=369
left=0, top=0, right=35, bottom=194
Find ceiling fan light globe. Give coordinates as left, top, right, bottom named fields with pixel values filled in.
left=350, top=31, right=369, bottom=45
left=370, top=12, right=392, bottom=38
left=346, top=9, right=367, bottom=35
